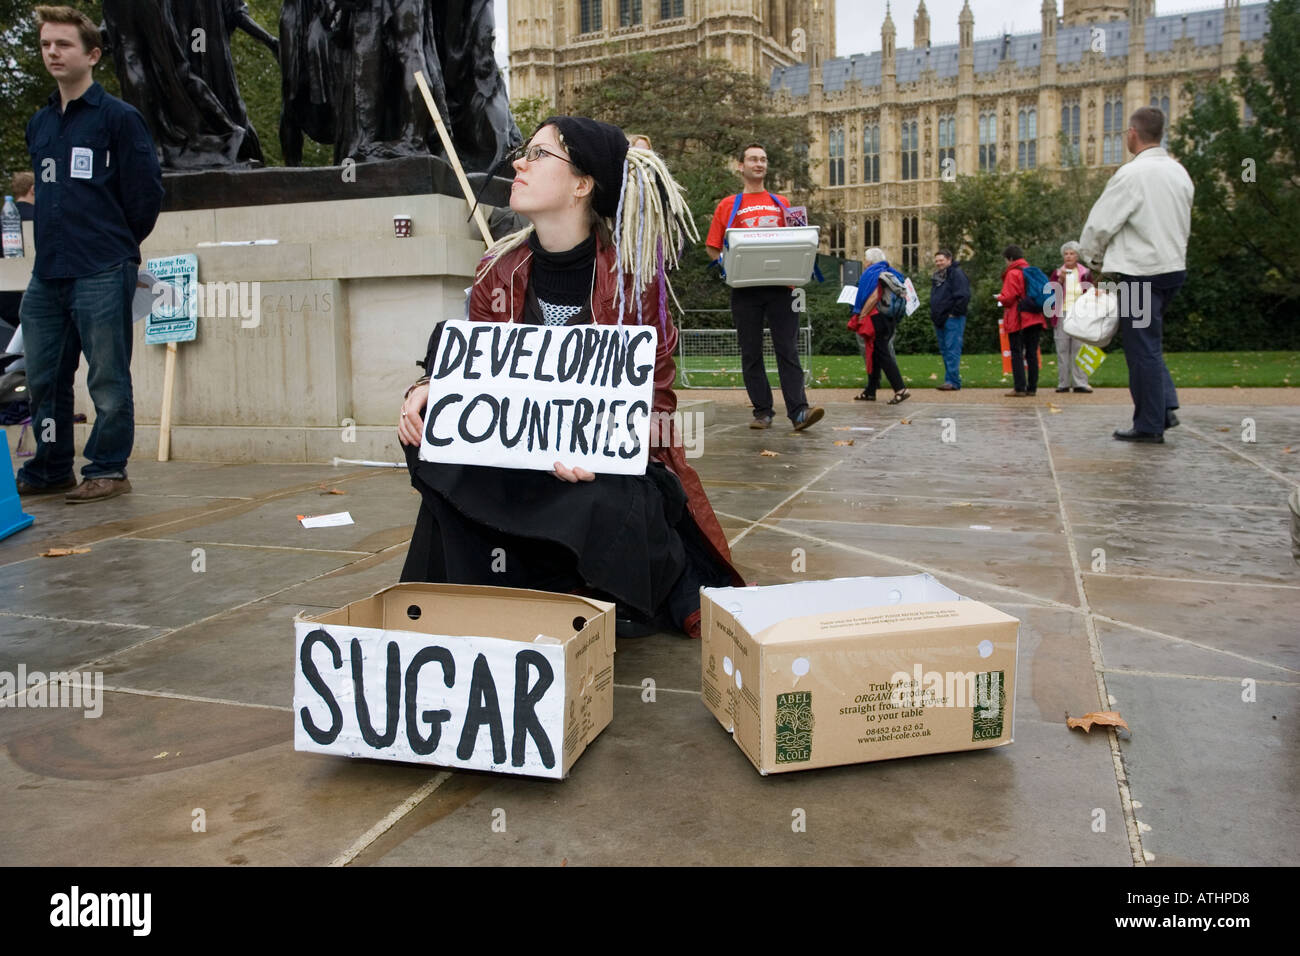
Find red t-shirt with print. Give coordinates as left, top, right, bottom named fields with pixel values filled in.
left=705, top=191, right=789, bottom=250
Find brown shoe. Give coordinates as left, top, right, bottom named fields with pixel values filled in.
left=1004, top=390, right=1027, bottom=397
left=15, top=476, right=77, bottom=496
left=65, top=477, right=132, bottom=504
left=749, top=415, right=774, bottom=429
left=792, top=406, right=825, bottom=431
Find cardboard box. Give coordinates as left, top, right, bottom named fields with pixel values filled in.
left=700, top=574, right=1019, bottom=774
left=294, top=582, right=615, bottom=779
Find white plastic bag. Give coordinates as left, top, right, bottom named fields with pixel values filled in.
left=1062, top=286, right=1120, bottom=347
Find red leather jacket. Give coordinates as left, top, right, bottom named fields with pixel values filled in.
left=464, top=233, right=741, bottom=581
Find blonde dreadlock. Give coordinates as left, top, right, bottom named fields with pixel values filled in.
left=475, top=143, right=698, bottom=327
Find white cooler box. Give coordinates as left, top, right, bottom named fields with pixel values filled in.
left=722, top=226, right=820, bottom=288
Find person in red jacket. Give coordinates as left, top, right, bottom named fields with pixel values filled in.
left=397, top=116, right=742, bottom=639
left=997, top=244, right=1048, bottom=396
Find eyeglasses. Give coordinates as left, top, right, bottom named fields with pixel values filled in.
left=509, top=144, right=575, bottom=167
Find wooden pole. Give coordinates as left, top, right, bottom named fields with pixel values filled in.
left=413, top=70, right=495, bottom=248
left=158, top=341, right=177, bottom=461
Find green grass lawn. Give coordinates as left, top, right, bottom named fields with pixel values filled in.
left=676, top=351, right=1300, bottom=389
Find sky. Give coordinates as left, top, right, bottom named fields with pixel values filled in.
left=491, top=0, right=1231, bottom=88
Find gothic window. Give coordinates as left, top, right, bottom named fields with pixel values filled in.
left=828, top=127, right=845, bottom=186
left=1150, top=89, right=1171, bottom=146
left=1017, top=107, right=1037, bottom=169
left=1102, top=93, right=1125, bottom=165
left=620, top=0, right=642, bottom=27
left=830, top=222, right=847, bottom=258
left=1060, top=98, right=1081, bottom=164
left=901, top=215, right=920, bottom=273
left=863, top=123, right=881, bottom=183
left=580, top=0, right=602, bottom=33
left=900, top=120, right=919, bottom=181
left=937, top=114, right=956, bottom=175
left=659, top=0, right=684, bottom=18
left=978, top=110, right=997, bottom=171
left=863, top=217, right=881, bottom=253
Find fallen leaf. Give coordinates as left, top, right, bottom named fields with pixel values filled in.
left=1067, top=711, right=1129, bottom=733
left=153, top=752, right=169, bottom=759
left=41, top=547, right=91, bottom=557
left=833, top=439, right=855, bottom=446
left=953, top=501, right=973, bottom=507
left=833, top=426, right=854, bottom=431
left=1047, top=403, right=1063, bottom=414
left=928, top=373, right=938, bottom=379
left=1217, top=426, right=1231, bottom=432
left=319, top=488, right=346, bottom=495
left=1283, top=447, right=1293, bottom=454
left=899, top=418, right=912, bottom=425
left=760, top=449, right=780, bottom=457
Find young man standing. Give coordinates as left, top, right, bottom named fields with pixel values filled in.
left=15, top=5, right=164, bottom=502
left=705, top=143, right=823, bottom=431
left=1079, top=107, right=1192, bottom=443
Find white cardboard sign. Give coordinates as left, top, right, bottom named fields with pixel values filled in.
left=417, top=319, right=657, bottom=475
left=294, top=621, right=567, bottom=778
left=904, top=277, right=921, bottom=316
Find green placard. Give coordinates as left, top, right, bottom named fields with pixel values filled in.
left=775, top=691, right=814, bottom=763
left=972, top=671, right=1005, bottom=741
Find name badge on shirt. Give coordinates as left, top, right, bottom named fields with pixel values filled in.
left=70, top=146, right=94, bottom=179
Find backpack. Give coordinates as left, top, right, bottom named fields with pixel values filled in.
left=878, top=271, right=908, bottom=321
left=1018, top=265, right=1052, bottom=313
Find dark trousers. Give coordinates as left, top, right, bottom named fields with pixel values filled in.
left=730, top=285, right=808, bottom=423
left=867, top=313, right=905, bottom=395
left=1117, top=271, right=1185, bottom=435
left=1008, top=324, right=1042, bottom=393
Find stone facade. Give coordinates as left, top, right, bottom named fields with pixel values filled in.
left=508, top=0, right=1269, bottom=272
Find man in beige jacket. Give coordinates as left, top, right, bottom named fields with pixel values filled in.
left=1079, top=107, right=1194, bottom=443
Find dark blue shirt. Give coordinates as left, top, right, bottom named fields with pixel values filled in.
left=26, top=82, right=164, bottom=280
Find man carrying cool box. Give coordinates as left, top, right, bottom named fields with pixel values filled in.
left=705, top=142, right=823, bottom=432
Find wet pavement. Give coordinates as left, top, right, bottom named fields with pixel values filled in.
left=2, top=393, right=1297, bottom=866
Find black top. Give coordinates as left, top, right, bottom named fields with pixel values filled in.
left=26, top=82, right=164, bottom=279
left=527, top=231, right=596, bottom=326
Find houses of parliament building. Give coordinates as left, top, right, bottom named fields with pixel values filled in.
left=506, top=0, right=1271, bottom=272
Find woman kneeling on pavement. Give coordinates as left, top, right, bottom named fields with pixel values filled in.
left=396, top=116, right=742, bottom=639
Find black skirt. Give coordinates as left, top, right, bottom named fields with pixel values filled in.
left=399, top=443, right=730, bottom=632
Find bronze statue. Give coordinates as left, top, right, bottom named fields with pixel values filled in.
left=279, top=0, right=341, bottom=166
left=101, top=0, right=245, bottom=168
left=169, top=0, right=280, bottom=165
left=105, top=0, right=521, bottom=175
left=280, top=0, right=520, bottom=173
left=432, top=0, right=520, bottom=175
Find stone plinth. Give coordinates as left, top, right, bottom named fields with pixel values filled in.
left=2, top=193, right=487, bottom=463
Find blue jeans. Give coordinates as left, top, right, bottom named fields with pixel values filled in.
left=935, top=315, right=966, bottom=387
left=16, top=264, right=137, bottom=485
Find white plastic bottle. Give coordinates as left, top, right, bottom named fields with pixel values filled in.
left=1, top=196, right=23, bottom=258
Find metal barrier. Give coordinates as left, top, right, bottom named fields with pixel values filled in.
left=676, top=309, right=812, bottom=388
